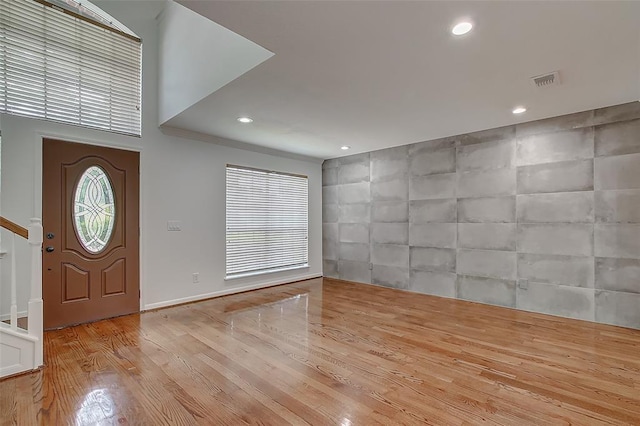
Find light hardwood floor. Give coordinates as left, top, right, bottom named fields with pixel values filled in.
left=2, top=278, right=640, bottom=425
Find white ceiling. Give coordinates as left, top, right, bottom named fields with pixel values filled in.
left=168, top=1, right=640, bottom=160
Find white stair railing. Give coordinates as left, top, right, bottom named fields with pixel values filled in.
left=10, top=231, right=17, bottom=330
left=28, top=218, right=44, bottom=367
left=0, top=216, right=44, bottom=377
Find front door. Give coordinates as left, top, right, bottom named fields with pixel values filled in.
left=42, top=139, right=140, bottom=329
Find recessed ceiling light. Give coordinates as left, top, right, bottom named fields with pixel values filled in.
left=512, top=106, right=527, bottom=115
left=237, top=117, right=253, bottom=123
left=341, top=145, right=351, bottom=150
left=452, top=21, right=473, bottom=36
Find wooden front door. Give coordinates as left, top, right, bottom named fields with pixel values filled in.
left=42, top=139, right=140, bottom=330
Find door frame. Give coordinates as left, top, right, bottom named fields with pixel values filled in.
left=33, top=131, right=144, bottom=311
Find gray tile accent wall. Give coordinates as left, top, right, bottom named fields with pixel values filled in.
left=323, top=101, right=640, bottom=329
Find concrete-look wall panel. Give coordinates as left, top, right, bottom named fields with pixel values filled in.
left=323, top=223, right=339, bottom=261
left=594, top=224, right=640, bottom=259
left=408, top=138, right=455, bottom=155
left=595, top=119, right=640, bottom=157
left=338, top=260, right=371, bottom=283
left=410, top=199, right=457, bottom=224
left=595, top=257, right=640, bottom=294
left=339, top=242, right=370, bottom=262
left=409, top=223, right=457, bottom=249
left=458, top=125, right=515, bottom=147
left=410, top=270, right=457, bottom=298
left=457, top=140, right=514, bottom=172
left=322, top=168, right=338, bottom=186
left=371, top=201, right=408, bottom=223
left=457, top=249, right=517, bottom=280
left=517, top=282, right=594, bottom=321
left=372, top=265, right=409, bottom=289
left=457, top=168, right=516, bottom=198
left=339, top=223, right=369, bottom=244
left=410, top=247, right=456, bottom=273
left=517, top=192, right=594, bottom=223
left=323, top=203, right=338, bottom=223
left=371, top=244, right=409, bottom=268
left=595, top=290, right=640, bottom=329
left=516, top=128, right=594, bottom=167
left=371, top=223, right=408, bottom=245
left=323, top=260, right=339, bottom=279
left=457, top=275, right=516, bottom=308
left=409, top=174, right=456, bottom=200
left=370, top=146, right=407, bottom=183
left=322, top=185, right=338, bottom=205
left=322, top=102, right=640, bottom=329
left=457, top=197, right=515, bottom=223
left=338, top=161, right=370, bottom=184
left=457, top=223, right=516, bottom=251
left=338, top=203, right=370, bottom=224
left=517, top=160, right=593, bottom=194
left=338, top=182, right=371, bottom=204
left=372, top=178, right=408, bottom=202
left=339, top=152, right=370, bottom=165
left=323, top=223, right=338, bottom=242
left=517, top=224, right=593, bottom=256
left=595, top=153, right=640, bottom=190
left=323, top=242, right=338, bottom=261
left=594, top=190, right=640, bottom=223
left=322, top=158, right=339, bottom=170
left=515, top=110, right=594, bottom=138
left=518, top=253, right=594, bottom=288
left=409, top=148, right=456, bottom=177
left=593, top=102, right=640, bottom=126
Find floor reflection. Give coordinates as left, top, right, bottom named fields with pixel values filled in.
left=228, top=293, right=310, bottom=342
left=74, top=388, right=115, bottom=425
left=2, top=278, right=640, bottom=424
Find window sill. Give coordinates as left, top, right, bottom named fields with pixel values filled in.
left=225, top=264, right=309, bottom=281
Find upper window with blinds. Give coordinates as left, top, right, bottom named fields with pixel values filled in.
left=0, top=0, right=142, bottom=136
left=226, top=165, right=309, bottom=279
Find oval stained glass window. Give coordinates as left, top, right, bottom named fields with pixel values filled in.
left=73, top=166, right=116, bottom=253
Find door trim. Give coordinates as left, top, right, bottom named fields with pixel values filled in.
left=35, top=131, right=144, bottom=310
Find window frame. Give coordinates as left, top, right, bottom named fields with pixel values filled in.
left=0, top=0, right=142, bottom=136
left=225, top=164, right=309, bottom=280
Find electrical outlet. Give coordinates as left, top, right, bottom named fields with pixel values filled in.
left=167, top=221, right=182, bottom=231
left=518, top=279, right=528, bottom=290
left=192, top=273, right=199, bottom=284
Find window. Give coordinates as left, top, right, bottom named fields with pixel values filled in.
left=226, top=165, right=309, bottom=279
left=0, top=0, right=142, bottom=136
left=73, top=165, right=115, bottom=253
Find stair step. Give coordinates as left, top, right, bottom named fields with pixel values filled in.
left=2, top=317, right=28, bottom=329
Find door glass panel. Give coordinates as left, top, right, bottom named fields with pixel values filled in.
left=73, top=166, right=115, bottom=253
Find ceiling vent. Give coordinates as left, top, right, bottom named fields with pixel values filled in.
left=531, top=71, right=561, bottom=88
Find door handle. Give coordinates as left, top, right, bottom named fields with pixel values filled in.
left=45, top=246, right=55, bottom=253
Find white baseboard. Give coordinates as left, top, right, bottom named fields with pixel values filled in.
left=143, top=273, right=322, bottom=311
left=0, top=310, right=28, bottom=321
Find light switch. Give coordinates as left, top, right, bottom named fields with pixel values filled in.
left=167, top=221, right=182, bottom=231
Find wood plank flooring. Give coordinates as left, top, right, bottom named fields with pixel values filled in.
left=2, top=277, right=640, bottom=425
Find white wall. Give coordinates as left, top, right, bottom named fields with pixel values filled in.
left=0, top=5, right=322, bottom=315
left=158, top=1, right=273, bottom=124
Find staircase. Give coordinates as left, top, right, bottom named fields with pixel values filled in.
left=0, top=217, right=44, bottom=378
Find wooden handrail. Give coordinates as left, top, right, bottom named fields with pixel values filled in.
left=0, top=216, right=29, bottom=239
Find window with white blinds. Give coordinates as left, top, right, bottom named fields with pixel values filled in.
left=0, top=0, right=142, bottom=136
left=226, top=165, right=309, bottom=279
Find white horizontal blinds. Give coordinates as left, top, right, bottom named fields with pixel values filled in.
left=226, top=165, right=309, bottom=278
left=0, top=0, right=142, bottom=136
